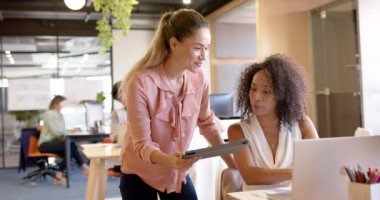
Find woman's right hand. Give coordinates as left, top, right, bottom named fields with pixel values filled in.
left=168, top=152, right=199, bottom=172
left=151, top=150, right=199, bottom=171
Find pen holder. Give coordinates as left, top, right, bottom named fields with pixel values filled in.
left=348, top=182, right=380, bottom=200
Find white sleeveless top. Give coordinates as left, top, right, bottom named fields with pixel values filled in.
left=239, top=116, right=302, bottom=190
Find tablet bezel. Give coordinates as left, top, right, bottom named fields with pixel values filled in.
left=183, top=139, right=248, bottom=159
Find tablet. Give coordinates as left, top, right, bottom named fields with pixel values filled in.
left=183, top=139, right=248, bottom=159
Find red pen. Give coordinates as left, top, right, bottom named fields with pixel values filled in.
left=368, top=168, right=372, bottom=178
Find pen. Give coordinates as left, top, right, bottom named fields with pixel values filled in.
left=344, top=166, right=355, bottom=182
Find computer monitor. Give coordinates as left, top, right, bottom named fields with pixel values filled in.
left=61, top=104, right=86, bottom=130
left=209, top=93, right=235, bottom=119
left=292, top=136, right=380, bottom=200
left=83, top=102, right=104, bottom=132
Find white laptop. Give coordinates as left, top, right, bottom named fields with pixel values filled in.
left=292, top=135, right=380, bottom=200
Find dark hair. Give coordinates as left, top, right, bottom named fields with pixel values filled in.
left=236, top=54, right=308, bottom=126
left=112, top=81, right=122, bottom=102
left=49, top=95, right=66, bottom=109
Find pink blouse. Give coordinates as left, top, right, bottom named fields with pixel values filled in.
left=120, top=64, right=220, bottom=193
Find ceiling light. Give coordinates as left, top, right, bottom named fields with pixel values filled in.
left=64, top=0, right=86, bottom=10
left=183, top=0, right=191, bottom=4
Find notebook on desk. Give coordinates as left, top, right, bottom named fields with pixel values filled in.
left=291, top=135, right=380, bottom=200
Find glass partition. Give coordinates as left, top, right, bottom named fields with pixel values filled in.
left=0, top=35, right=111, bottom=168
left=311, top=0, right=361, bottom=138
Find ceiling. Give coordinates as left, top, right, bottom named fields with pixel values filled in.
left=0, top=0, right=253, bottom=79
left=0, top=0, right=233, bottom=35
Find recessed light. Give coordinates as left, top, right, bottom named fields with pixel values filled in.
left=183, top=0, right=191, bottom=5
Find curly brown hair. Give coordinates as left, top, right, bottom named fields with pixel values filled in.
left=236, top=54, right=308, bottom=126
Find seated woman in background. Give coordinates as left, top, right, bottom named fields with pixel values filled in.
left=228, top=54, right=319, bottom=190
left=38, top=95, right=89, bottom=185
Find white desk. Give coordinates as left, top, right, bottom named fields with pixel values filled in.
left=81, top=143, right=121, bottom=200
left=227, top=186, right=291, bottom=200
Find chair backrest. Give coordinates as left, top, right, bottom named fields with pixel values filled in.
left=18, top=128, right=40, bottom=172
left=220, top=168, right=243, bottom=200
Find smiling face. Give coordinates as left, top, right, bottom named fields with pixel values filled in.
left=249, top=69, right=277, bottom=117
left=169, top=27, right=210, bottom=73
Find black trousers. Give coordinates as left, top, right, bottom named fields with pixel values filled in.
left=119, top=173, right=198, bottom=200
left=39, top=139, right=85, bottom=171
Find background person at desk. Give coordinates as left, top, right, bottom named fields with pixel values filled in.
left=228, top=54, right=319, bottom=190
left=38, top=95, right=89, bottom=185
left=103, top=81, right=127, bottom=175
left=119, top=8, right=235, bottom=200
left=108, top=81, right=127, bottom=147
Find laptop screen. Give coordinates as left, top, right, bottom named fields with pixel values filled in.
left=292, top=136, right=380, bottom=200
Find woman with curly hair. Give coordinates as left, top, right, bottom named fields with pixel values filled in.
left=228, top=54, right=318, bottom=190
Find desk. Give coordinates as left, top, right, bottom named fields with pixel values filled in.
left=81, top=143, right=121, bottom=200
left=64, top=133, right=108, bottom=188
left=227, top=186, right=291, bottom=200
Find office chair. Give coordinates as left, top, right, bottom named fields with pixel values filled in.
left=220, top=168, right=243, bottom=200
left=20, top=128, right=61, bottom=185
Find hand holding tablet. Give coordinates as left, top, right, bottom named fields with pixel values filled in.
left=183, top=139, right=248, bottom=159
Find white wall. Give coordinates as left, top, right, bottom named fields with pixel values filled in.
left=112, top=29, right=154, bottom=108
left=358, top=0, right=380, bottom=134
left=112, top=29, right=154, bottom=84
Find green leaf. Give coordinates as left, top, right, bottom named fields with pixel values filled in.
left=93, top=0, right=139, bottom=54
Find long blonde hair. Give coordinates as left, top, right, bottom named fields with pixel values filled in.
left=119, top=9, right=209, bottom=102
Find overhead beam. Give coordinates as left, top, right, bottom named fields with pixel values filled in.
left=0, top=19, right=98, bottom=36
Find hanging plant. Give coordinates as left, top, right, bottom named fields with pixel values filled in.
left=93, top=0, right=139, bottom=54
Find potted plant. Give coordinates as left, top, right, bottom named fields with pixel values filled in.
left=9, top=110, right=41, bottom=128
left=96, top=91, right=106, bottom=104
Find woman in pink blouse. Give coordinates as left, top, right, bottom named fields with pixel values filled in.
left=119, top=9, right=236, bottom=200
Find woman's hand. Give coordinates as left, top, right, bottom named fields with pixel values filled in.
left=168, top=152, right=199, bottom=172
left=71, top=127, right=81, bottom=133
left=151, top=150, right=199, bottom=172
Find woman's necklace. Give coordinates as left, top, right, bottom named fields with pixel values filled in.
left=263, top=126, right=279, bottom=151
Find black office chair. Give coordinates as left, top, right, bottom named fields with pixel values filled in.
left=19, top=128, right=60, bottom=185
